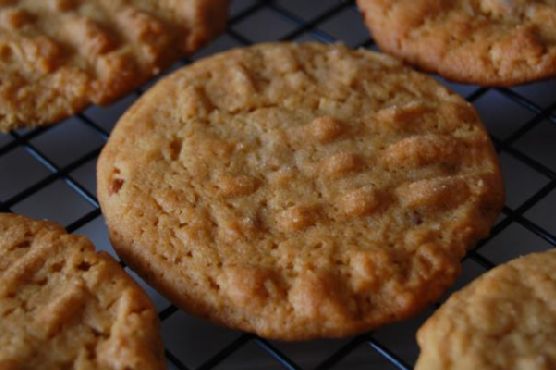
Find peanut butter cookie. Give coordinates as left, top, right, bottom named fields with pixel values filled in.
left=98, top=42, right=504, bottom=340
left=0, top=213, right=165, bottom=370
left=358, top=0, right=556, bottom=86
left=0, top=0, right=229, bottom=132
left=416, top=249, right=556, bottom=370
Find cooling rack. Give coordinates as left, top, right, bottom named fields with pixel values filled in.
left=1, top=0, right=556, bottom=369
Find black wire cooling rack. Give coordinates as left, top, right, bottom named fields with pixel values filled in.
left=1, top=1, right=556, bottom=369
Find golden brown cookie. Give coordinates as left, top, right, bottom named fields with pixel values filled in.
left=0, top=0, right=229, bottom=132
left=416, top=249, right=556, bottom=370
left=357, top=0, right=556, bottom=86
left=0, top=213, right=166, bottom=370
left=97, top=42, right=504, bottom=340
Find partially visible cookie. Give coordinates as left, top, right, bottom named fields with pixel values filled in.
left=357, top=0, right=556, bottom=86
left=0, top=213, right=166, bottom=370
left=416, top=249, right=556, bottom=370
left=0, top=0, right=229, bottom=132
left=98, top=42, right=504, bottom=340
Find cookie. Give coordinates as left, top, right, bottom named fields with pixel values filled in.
left=416, top=249, right=556, bottom=370
left=0, top=0, right=229, bottom=132
left=0, top=213, right=165, bottom=369
left=357, top=0, right=556, bottom=86
left=97, top=42, right=504, bottom=340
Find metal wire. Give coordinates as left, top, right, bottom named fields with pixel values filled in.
left=1, top=0, right=555, bottom=368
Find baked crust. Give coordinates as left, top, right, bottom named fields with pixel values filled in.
left=0, top=0, right=229, bottom=132
left=98, top=42, right=504, bottom=340
left=357, top=0, right=556, bottom=86
left=416, top=249, right=556, bottom=370
left=0, top=213, right=165, bottom=370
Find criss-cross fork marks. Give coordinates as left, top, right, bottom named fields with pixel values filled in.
left=0, top=0, right=228, bottom=131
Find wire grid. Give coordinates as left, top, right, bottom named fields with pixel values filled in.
left=1, top=0, right=555, bottom=368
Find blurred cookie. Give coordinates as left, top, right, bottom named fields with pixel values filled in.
left=357, top=0, right=556, bottom=86
left=416, top=249, right=556, bottom=370
left=0, top=0, right=229, bottom=131
left=98, top=42, right=504, bottom=340
left=0, top=213, right=165, bottom=369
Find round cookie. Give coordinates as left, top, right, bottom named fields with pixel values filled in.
left=97, top=42, right=504, bottom=340
left=0, top=0, right=229, bottom=132
left=357, top=0, right=556, bottom=86
left=0, top=213, right=165, bottom=370
left=415, top=249, right=556, bottom=370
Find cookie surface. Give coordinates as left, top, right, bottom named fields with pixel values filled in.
left=416, top=249, right=556, bottom=370
left=357, top=0, right=556, bottom=86
left=0, top=0, right=229, bottom=132
left=98, top=42, right=504, bottom=340
left=0, top=213, right=165, bottom=370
